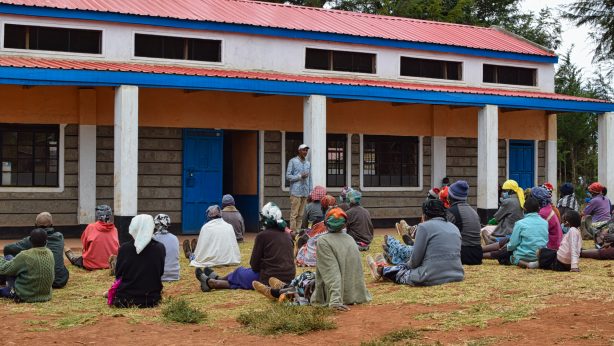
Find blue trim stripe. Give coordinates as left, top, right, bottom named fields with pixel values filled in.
left=0, top=66, right=611, bottom=113
left=0, top=4, right=558, bottom=64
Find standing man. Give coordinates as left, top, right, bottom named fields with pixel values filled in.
left=286, top=143, right=312, bottom=232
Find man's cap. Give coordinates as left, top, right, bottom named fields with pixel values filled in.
left=298, top=144, right=310, bottom=150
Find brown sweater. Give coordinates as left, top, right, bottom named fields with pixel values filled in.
left=249, top=228, right=296, bottom=284
left=345, top=204, right=374, bottom=244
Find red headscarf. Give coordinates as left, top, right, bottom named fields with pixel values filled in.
left=439, top=186, right=450, bottom=208
left=588, top=182, right=604, bottom=194
left=320, top=195, right=337, bottom=210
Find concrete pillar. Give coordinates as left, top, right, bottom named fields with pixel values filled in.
left=598, top=112, right=614, bottom=190
left=431, top=136, right=447, bottom=188
left=303, top=95, right=326, bottom=188
left=113, top=85, right=139, bottom=243
left=477, top=105, right=499, bottom=224
left=78, top=89, right=97, bottom=225
left=546, top=113, right=558, bottom=200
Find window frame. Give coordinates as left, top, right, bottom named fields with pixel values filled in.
left=359, top=134, right=423, bottom=192
left=399, top=56, right=464, bottom=81
left=280, top=131, right=352, bottom=192
left=131, top=30, right=225, bottom=66
left=1, top=20, right=105, bottom=57
left=481, top=63, right=539, bottom=88
left=303, top=46, right=378, bottom=76
left=0, top=124, right=66, bottom=193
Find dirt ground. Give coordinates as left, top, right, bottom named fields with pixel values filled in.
left=0, top=298, right=611, bottom=345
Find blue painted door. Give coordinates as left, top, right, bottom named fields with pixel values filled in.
left=182, top=129, right=223, bottom=234
left=509, top=140, right=535, bottom=189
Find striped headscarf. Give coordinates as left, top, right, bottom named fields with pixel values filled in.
left=324, top=207, right=348, bottom=233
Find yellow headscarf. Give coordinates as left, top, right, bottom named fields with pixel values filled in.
left=502, top=179, right=525, bottom=208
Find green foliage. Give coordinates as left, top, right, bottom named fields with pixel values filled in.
left=237, top=304, right=336, bottom=335
left=161, top=298, right=207, bottom=324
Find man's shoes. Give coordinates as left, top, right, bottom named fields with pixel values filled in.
left=182, top=240, right=191, bottom=259
left=365, top=255, right=382, bottom=281
left=374, top=253, right=388, bottom=266
left=195, top=268, right=211, bottom=292
left=402, top=234, right=414, bottom=246
left=190, top=239, right=197, bottom=252
left=64, top=247, right=79, bottom=264
left=268, top=277, right=286, bottom=290
left=203, top=267, right=219, bottom=280
left=253, top=281, right=274, bottom=300
left=395, top=222, right=402, bottom=236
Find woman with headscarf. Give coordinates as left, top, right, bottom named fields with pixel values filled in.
left=582, top=182, right=612, bottom=239
left=152, top=214, right=180, bottom=282
left=296, top=194, right=337, bottom=266
left=111, top=214, right=166, bottom=308
left=367, top=199, right=464, bottom=287
left=532, top=186, right=563, bottom=250
left=221, top=194, right=246, bottom=242
left=557, top=183, right=579, bottom=219
left=345, top=190, right=374, bottom=251
left=188, top=205, right=241, bottom=268
left=301, top=185, right=327, bottom=230
left=481, top=180, right=525, bottom=245
left=541, top=182, right=561, bottom=221
left=195, top=202, right=295, bottom=292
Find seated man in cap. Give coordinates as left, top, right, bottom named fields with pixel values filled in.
left=221, top=194, right=246, bottom=243
left=366, top=200, right=464, bottom=287
left=187, top=205, right=241, bottom=268
left=65, top=205, right=119, bottom=270
left=345, top=190, right=374, bottom=251
left=4, top=212, right=69, bottom=288
left=301, top=186, right=326, bottom=230
left=0, top=228, right=54, bottom=302
left=446, top=180, right=483, bottom=265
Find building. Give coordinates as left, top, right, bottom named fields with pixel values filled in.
left=0, top=0, right=612, bottom=240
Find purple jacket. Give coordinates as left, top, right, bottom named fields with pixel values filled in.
left=583, top=196, right=612, bottom=223
left=539, top=204, right=562, bottom=250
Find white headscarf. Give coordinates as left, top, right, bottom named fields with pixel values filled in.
left=129, top=214, right=155, bottom=254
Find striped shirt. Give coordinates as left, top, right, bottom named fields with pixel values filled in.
left=557, top=194, right=578, bottom=212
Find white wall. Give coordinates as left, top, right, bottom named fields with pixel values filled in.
left=0, top=14, right=555, bottom=92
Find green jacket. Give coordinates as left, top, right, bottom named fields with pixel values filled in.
left=4, top=228, right=69, bottom=288
left=0, top=247, right=55, bottom=302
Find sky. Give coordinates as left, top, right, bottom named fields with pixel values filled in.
left=520, top=0, right=598, bottom=77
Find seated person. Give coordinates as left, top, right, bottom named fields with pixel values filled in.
left=531, top=186, right=563, bottom=250
left=481, top=180, right=525, bottom=245
left=557, top=182, right=579, bottom=221
left=111, top=214, right=166, bottom=308
left=382, top=234, right=413, bottom=265
left=521, top=210, right=582, bottom=271
left=301, top=186, right=326, bottom=229
left=254, top=207, right=371, bottom=311
left=541, top=182, right=562, bottom=221
left=366, top=199, right=464, bottom=287
left=582, top=182, right=612, bottom=239
left=446, top=180, right=483, bottom=265
left=484, top=197, right=548, bottom=266
left=4, top=212, right=69, bottom=288
left=221, top=194, right=246, bottom=243
left=188, top=205, right=241, bottom=268
left=152, top=214, right=180, bottom=282
left=65, top=205, right=119, bottom=270
left=195, top=202, right=295, bottom=292
left=345, top=190, right=374, bottom=251
left=0, top=229, right=54, bottom=302
left=296, top=194, right=337, bottom=267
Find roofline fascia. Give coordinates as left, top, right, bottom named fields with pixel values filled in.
left=0, top=4, right=559, bottom=64
left=0, top=66, right=610, bottom=113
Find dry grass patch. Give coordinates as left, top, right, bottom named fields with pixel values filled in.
left=237, top=304, right=336, bottom=335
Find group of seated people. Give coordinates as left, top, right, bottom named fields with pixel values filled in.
left=2, top=179, right=613, bottom=308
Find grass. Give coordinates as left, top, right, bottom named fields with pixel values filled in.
left=237, top=304, right=336, bottom=335
left=161, top=298, right=207, bottom=324
left=0, top=234, right=612, bottom=340
left=361, top=328, right=423, bottom=346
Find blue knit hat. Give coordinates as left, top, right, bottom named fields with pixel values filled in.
left=560, top=183, right=574, bottom=196
left=448, top=180, right=469, bottom=201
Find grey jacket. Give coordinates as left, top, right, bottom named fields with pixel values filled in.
left=221, top=207, right=245, bottom=241
left=345, top=204, right=374, bottom=244
left=492, top=194, right=524, bottom=237
left=447, top=201, right=482, bottom=247
left=301, top=202, right=323, bottom=229
left=406, top=217, right=464, bottom=286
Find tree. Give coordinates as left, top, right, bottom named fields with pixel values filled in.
left=563, top=0, right=614, bottom=65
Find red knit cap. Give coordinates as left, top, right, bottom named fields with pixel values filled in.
left=588, top=182, right=604, bottom=194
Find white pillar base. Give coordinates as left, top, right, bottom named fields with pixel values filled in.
left=303, top=95, right=327, bottom=188
left=78, top=125, right=97, bottom=224
left=431, top=136, right=447, bottom=188
left=477, top=105, right=499, bottom=222
left=598, top=112, right=614, bottom=190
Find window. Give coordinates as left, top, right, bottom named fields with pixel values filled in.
left=3, top=24, right=102, bottom=54
left=305, top=48, right=375, bottom=74
left=1, top=125, right=59, bottom=187
left=283, top=132, right=348, bottom=188
left=362, top=135, right=419, bottom=188
left=400, top=57, right=462, bottom=80
left=483, top=64, right=536, bottom=86
left=134, top=33, right=221, bottom=62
